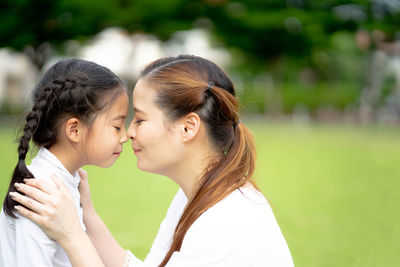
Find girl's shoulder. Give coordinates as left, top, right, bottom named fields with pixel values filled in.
left=27, top=160, right=56, bottom=187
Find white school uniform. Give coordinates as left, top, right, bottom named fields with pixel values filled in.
left=0, top=147, right=85, bottom=267
left=125, top=187, right=294, bottom=267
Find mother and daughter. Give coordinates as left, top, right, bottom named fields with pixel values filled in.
left=1, top=56, right=294, bottom=266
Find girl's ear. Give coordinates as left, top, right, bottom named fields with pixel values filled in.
left=181, top=112, right=201, bottom=142
left=64, top=118, right=82, bottom=143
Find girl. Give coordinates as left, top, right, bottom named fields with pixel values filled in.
left=11, top=55, right=294, bottom=266
left=0, top=58, right=129, bottom=266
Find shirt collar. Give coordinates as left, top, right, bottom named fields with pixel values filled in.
left=31, top=147, right=80, bottom=189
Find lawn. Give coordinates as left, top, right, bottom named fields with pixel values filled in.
left=0, top=121, right=399, bottom=267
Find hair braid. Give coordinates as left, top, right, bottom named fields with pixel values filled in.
left=3, top=84, right=57, bottom=218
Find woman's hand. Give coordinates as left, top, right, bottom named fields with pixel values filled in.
left=78, top=168, right=96, bottom=216
left=10, top=174, right=85, bottom=247
left=11, top=174, right=106, bottom=267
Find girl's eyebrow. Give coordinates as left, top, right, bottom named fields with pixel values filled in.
left=112, top=115, right=126, bottom=121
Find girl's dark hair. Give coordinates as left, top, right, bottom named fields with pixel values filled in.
left=140, top=55, right=257, bottom=267
left=3, top=58, right=126, bottom=218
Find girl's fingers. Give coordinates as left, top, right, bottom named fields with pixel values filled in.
left=23, top=178, right=56, bottom=195
left=78, top=168, right=88, bottom=181
left=14, top=182, right=49, bottom=204
left=9, top=191, right=46, bottom=214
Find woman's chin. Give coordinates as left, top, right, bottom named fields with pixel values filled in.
left=136, top=162, right=161, bottom=175
left=136, top=162, right=146, bottom=171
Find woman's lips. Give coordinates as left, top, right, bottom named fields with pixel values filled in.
left=133, top=148, right=141, bottom=154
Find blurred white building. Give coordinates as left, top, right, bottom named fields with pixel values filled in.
left=78, top=27, right=231, bottom=81
left=0, top=27, right=231, bottom=113
left=0, top=49, right=38, bottom=113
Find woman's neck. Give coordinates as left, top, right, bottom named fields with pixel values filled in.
left=169, top=148, right=219, bottom=200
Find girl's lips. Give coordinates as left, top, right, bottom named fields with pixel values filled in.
left=133, top=148, right=141, bottom=154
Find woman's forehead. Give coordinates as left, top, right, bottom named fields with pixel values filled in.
left=132, top=80, right=160, bottom=113
left=133, top=79, right=152, bottom=99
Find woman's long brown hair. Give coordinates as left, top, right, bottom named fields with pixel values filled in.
left=140, top=55, right=257, bottom=266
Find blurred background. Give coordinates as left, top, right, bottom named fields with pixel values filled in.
left=0, top=0, right=399, bottom=266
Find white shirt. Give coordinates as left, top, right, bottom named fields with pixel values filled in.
left=125, top=187, right=294, bottom=267
left=0, top=147, right=85, bottom=267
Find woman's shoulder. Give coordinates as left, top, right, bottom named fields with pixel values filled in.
left=194, top=187, right=274, bottom=229
left=178, top=188, right=294, bottom=266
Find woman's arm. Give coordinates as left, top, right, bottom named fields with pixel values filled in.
left=78, top=170, right=126, bottom=267
left=10, top=175, right=105, bottom=267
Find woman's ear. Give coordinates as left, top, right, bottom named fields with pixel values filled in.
left=64, top=118, right=82, bottom=143
left=182, top=112, right=201, bottom=142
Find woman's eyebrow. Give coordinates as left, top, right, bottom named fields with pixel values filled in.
left=133, top=107, right=145, bottom=114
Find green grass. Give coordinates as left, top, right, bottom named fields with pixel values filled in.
left=0, top=121, right=399, bottom=266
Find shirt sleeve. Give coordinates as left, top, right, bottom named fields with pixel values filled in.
left=15, top=214, right=57, bottom=267
left=124, top=250, right=145, bottom=267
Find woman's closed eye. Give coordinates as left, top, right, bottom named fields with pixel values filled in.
left=134, top=119, right=144, bottom=124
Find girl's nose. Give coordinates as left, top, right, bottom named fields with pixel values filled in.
left=127, top=120, right=136, bottom=140
left=120, top=127, right=128, bottom=143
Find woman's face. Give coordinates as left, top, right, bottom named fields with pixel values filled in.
left=127, top=79, right=184, bottom=176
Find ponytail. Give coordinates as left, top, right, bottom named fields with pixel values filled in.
left=141, top=56, right=257, bottom=266
left=159, top=123, right=256, bottom=266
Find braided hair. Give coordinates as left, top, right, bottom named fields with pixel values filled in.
left=3, top=58, right=126, bottom=218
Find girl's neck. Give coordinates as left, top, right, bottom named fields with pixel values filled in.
left=48, top=143, right=83, bottom=175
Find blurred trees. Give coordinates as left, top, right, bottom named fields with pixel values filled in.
left=1, top=0, right=400, bottom=119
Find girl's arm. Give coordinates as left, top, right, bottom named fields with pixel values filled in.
left=77, top=169, right=126, bottom=267
left=10, top=175, right=105, bottom=267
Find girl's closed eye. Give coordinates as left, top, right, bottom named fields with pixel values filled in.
left=114, top=126, right=121, bottom=131
left=135, top=119, right=144, bottom=124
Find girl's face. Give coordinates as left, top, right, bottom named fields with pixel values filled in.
left=84, top=92, right=129, bottom=168
left=127, top=79, right=184, bottom=176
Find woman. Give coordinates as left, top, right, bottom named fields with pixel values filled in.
left=10, top=55, right=294, bottom=267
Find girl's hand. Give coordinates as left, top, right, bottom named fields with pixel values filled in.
left=10, top=174, right=84, bottom=247
left=78, top=168, right=95, bottom=215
